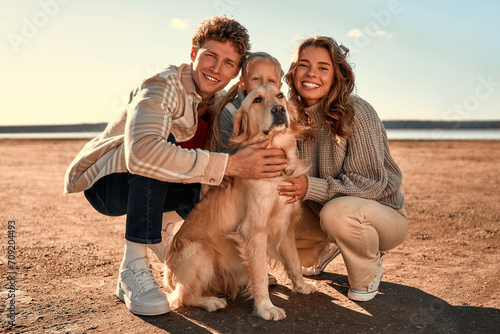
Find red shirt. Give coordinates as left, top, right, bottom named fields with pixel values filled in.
left=177, top=117, right=210, bottom=150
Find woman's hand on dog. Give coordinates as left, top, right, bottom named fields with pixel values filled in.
left=225, top=140, right=288, bottom=179
left=278, top=174, right=308, bottom=204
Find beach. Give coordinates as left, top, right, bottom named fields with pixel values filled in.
left=0, top=139, right=499, bottom=333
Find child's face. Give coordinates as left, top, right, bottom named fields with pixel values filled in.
left=240, top=59, right=282, bottom=93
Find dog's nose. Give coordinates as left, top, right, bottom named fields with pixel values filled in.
left=271, top=105, right=286, bottom=115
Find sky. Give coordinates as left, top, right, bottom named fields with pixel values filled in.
left=1, top=0, right=499, bottom=126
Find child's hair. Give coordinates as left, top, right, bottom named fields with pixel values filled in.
left=240, top=51, right=284, bottom=81
left=206, top=52, right=284, bottom=151
left=219, top=52, right=283, bottom=111
left=192, top=16, right=250, bottom=68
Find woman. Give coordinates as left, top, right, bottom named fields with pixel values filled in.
left=278, top=36, right=408, bottom=301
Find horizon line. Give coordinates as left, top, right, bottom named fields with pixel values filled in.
left=1, top=120, right=500, bottom=133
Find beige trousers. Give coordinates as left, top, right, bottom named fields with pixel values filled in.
left=295, top=196, right=408, bottom=290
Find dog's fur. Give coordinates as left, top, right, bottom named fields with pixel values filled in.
left=165, top=85, right=316, bottom=321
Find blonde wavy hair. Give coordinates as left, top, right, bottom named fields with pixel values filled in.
left=285, top=36, right=355, bottom=139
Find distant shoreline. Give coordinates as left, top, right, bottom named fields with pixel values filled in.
left=1, top=120, right=500, bottom=134
left=382, top=120, right=500, bottom=129
left=0, top=123, right=108, bottom=134
left=1, top=122, right=500, bottom=141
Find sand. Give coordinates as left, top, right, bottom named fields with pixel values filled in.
left=0, top=139, right=498, bottom=333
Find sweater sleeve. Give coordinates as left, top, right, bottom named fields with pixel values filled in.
left=124, top=74, right=227, bottom=186
left=304, top=99, right=391, bottom=204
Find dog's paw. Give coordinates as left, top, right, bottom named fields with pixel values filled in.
left=199, top=297, right=227, bottom=312
left=256, top=305, right=286, bottom=321
left=294, top=282, right=317, bottom=294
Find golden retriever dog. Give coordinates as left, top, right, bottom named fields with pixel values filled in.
left=165, top=85, right=316, bottom=321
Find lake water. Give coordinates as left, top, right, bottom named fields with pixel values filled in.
left=1, top=129, right=500, bottom=140
left=386, top=129, right=500, bottom=140
left=0, top=132, right=103, bottom=139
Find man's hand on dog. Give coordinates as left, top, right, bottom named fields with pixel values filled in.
left=225, top=140, right=287, bottom=179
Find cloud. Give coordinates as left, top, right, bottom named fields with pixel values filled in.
left=348, top=28, right=393, bottom=39
left=347, top=29, right=362, bottom=37
left=170, top=18, right=189, bottom=30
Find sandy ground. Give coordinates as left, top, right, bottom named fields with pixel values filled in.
left=0, top=139, right=499, bottom=334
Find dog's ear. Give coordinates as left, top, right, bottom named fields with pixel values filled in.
left=232, top=108, right=245, bottom=136
left=229, top=108, right=249, bottom=148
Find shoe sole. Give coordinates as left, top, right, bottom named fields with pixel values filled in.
left=348, top=254, right=384, bottom=302
left=302, top=248, right=341, bottom=276
left=348, top=288, right=378, bottom=302
left=116, top=285, right=170, bottom=316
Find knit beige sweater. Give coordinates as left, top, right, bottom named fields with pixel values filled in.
left=299, top=96, right=405, bottom=215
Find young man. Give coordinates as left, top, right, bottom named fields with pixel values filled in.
left=64, top=16, right=287, bottom=316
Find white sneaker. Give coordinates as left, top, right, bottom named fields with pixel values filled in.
left=148, top=222, right=176, bottom=262
left=302, top=244, right=341, bottom=276
left=348, top=253, right=385, bottom=302
left=116, top=257, right=169, bottom=315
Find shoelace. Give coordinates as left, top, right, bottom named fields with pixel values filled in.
left=368, top=256, right=384, bottom=291
left=133, top=267, right=158, bottom=294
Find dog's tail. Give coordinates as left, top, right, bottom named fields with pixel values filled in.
left=165, top=240, right=240, bottom=309
left=167, top=284, right=183, bottom=309
left=164, top=235, right=183, bottom=289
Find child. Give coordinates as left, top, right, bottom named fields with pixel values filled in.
left=208, top=52, right=284, bottom=153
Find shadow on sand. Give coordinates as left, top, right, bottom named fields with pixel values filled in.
left=139, top=273, right=499, bottom=334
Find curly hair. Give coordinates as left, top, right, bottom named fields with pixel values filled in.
left=192, top=16, right=250, bottom=67
left=285, top=36, right=356, bottom=140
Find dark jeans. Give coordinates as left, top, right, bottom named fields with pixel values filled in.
left=83, top=135, right=201, bottom=244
